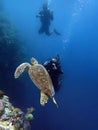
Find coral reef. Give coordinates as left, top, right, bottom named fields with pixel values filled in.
left=0, top=7, right=25, bottom=88
left=0, top=90, right=34, bottom=130
left=0, top=13, right=24, bottom=74
left=0, top=0, right=27, bottom=110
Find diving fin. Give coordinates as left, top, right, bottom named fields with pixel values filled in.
left=54, top=29, right=61, bottom=36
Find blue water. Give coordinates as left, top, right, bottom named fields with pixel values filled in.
left=1, top=0, right=98, bottom=130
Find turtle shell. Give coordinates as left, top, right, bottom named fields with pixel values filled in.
left=28, top=64, right=55, bottom=97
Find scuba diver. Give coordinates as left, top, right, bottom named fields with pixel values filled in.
left=36, top=3, right=61, bottom=36
left=43, top=55, right=63, bottom=92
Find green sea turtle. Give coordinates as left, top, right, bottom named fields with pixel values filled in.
left=14, top=57, right=58, bottom=107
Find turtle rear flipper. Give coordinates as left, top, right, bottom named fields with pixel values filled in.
left=14, top=63, right=31, bottom=78
left=52, top=97, right=58, bottom=108
left=40, top=91, right=49, bottom=106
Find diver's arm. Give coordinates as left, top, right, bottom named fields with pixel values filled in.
left=36, top=11, right=43, bottom=17
left=36, top=14, right=41, bottom=17
left=50, top=11, right=54, bottom=20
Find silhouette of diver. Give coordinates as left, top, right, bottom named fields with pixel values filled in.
left=43, top=55, right=63, bottom=92
left=36, top=3, right=61, bottom=36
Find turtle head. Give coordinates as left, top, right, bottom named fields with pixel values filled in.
left=31, top=57, right=38, bottom=65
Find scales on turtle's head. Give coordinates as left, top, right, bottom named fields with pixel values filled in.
left=31, top=57, right=38, bottom=65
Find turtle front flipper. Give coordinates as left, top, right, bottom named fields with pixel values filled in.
left=40, top=91, right=49, bottom=106
left=14, top=63, right=31, bottom=78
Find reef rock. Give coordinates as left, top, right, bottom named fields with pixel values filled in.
left=0, top=90, right=34, bottom=130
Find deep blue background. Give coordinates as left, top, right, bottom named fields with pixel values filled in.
left=2, top=0, right=98, bottom=130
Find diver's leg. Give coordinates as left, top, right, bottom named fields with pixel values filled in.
left=54, top=28, right=61, bottom=35
left=45, top=27, right=53, bottom=36
left=45, top=28, right=61, bottom=36
left=38, top=26, right=44, bottom=34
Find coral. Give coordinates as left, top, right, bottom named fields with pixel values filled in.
left=0, top=90, right=34, bottom=130
left=13, top=108, right=21, bottom=113
left=26, top=107, right=34, bottom=114
left=25, top=113, right=34, bottom=121
left=0, top=90, right=5, bottom=99
left=0, top=99, right=4, bottom=114
left=25, top=107, right=34, bottom=121
left=0, top=9, right=25, bottom=88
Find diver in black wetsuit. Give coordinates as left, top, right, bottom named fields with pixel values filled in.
left=43, top=55, right=63, bottom=92
left=36, top=3, right=61, bottom=36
